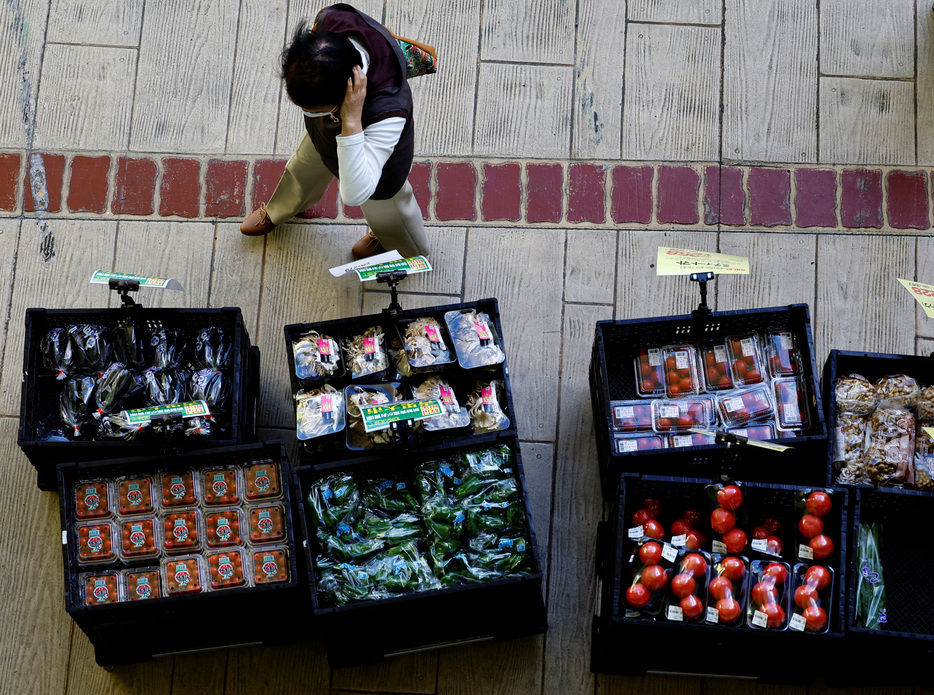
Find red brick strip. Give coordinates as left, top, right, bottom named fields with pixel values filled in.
left=2, top=149, right=934, bottom=234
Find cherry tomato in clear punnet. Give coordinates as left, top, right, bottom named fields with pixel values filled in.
left=639, top=541, right=663, bottom=566
left=805, top=565, right=832, bottom=591
left=626, top=583, right=651, bottom=608
left=680, top=594, right=704, bottom=620
left=641, top=564, right=668, bottom=592
left=720, top=556, right=746, bottom=582
left=681, top=553, right=708, bottom=579
left=763, top=562, right=788, bottom=585
left=806, top=491, right=833, bottom=518
left=708, top=576, right=734, bottom=601
left=670, top=573, right=696, bottom=598
left=643, top=519, right=665, bottom=540
left=723, top=528, right=747, bottom=554
left=809, top=534, right=834, bottom=560
left=761, top=602, right=786, bottom=628
left=803, top=605, right=828, bottom=632
left=710, top=508, right=736, bottom=535
left=717, top=597, right=742, bottom=623
left=717, top=485, right=744, bottom=511
left=798, top=514, right=824, bottom=539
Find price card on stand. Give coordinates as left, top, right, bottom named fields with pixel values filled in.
left=359, top=399, right=443, bottom=433
left=897, top=278, right=934, bottom=318
left=656, top=247, right=750, bottom=276
left=354, top=256, right=432, bottom=282
left=924, top=427, right=934, bottom=442
left=122, top=401, right=210, bottom=425
left=90, top=271, right=183, bottom=291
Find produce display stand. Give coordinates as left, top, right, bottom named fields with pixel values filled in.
left=284, top=291, right=547, bottom=667
left=58, top=441, right=306, bottom=666
left=591, top=474, right=847, bottom=683
left=590, top=301, right=828, bottom=500
left=19, top=291, right=259, bottom=490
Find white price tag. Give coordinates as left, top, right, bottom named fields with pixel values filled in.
left=799, top=544, right=814, bottom=560
left=724, top=397, right=743, bottom=412
left=712, top=540, right=727, bottom=554
left=675, top=351, right=690, bottom=370
left=751, top=539, right=768, bottom=552
left=62, top=530, right=68, bottom=545
left=789, top=613, right=807, bottom=632
left=671, top=534, right=687, bottom=547
left=628, top=525, right=644, bottom=540
left=667, top=605, right=683, bottom=622
left=648, top=348, right=662, bottom=366
left=732, top=428, right=748, bottom=438
left=673, top=435, right=693, bottom=448
left=741, top=338, right=756, bottom=357
left=778, top=333, right=793, bottom=350
left=752, top=610, right=769, bottom=628
left=662, top=544, right=678, bottom=562
left=660, top=405, right=680, bottom=419
left=714, top=345, right=728, bottom=364
left=615, top=406, right=634, bottom=419
left=625, top=609, right=640, bottom=618
left=783, top=402, right=800, bottom=422
left=706, top=606, right=720, bottom=624
left=619, top=439, right=639, bottom=453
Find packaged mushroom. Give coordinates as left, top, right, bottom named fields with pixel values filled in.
left=916, top=386, right=934, bottom=422
left=865, top=408, right=915, bottom=487
left=296, top=385, right=345, bottom=441
left=344, top=327, right=388, bottom=379
left=466, top=380, right=510, bottom=433
left=345, top=384, right=401, bottom=449
left=874, top=374, right=921, bottom=410
left=413, top=376, right=470, bottom=431
left=399, top=317, right=454, bottom=369
left=834, top=413, right=869, bottom=485
left=293, top=330, right=342, bottom=380
left=834, top=374, right=878, bottom=415
left=915, top=423, right=934, bottom=491
left=444, top=309, right=506, bottom=369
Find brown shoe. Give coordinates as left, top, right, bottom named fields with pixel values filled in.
left=240, top=204, right=277, bottom=236
left=351, top=229, right=387, bottom=259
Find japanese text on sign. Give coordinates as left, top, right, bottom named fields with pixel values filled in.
left=656, top=247, right=750, bottom=276
left=90, top=270, right=183, bottom=291
left=897, top=278, right=934, bottom=319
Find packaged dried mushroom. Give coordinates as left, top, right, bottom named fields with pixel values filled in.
left=834, top=413, right=868, bottom=484
left=866, top=408, right=915, bottom=487
left=874, top=374, right=920, bottom=410
left=916, top=386, right=934, bottom=422
left=345, top=384, right=400, bottom=449
left=344, top=327, right=388, bottom=379
left=402, top=317, right=453, bottom=369
left=296, top=384, right=345, bottom=440
left=444, top=310, right=506, bottom=369
left=467, top=380, right=510, bottom=433
left=293, top=330, right=341, bottom=379
left=834, top=374, right=878, bottom=415
left=916, top=421, right=934, bottom=491
left=413, top=376, right=470, bottom=431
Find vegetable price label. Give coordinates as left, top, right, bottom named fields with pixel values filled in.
left=661, top=544, right=678, bottom=563
left=706, top=606, right=719, bottom=624
left=627, top=525, right=644, bottom=540
left=359, top=398, right=443, bottom=433
left=354, top=255, right=432, bottom=282
left=123, top=400, right=210, bottom=425
left=789, top=613, right=807, bottom=632
left=656, top=247, right=750, bottom=276
left=897, top=278, right=934, bottom=318
left=924, top=426, right=934, bottom=442
left=90, top=270, right=183, bottom=291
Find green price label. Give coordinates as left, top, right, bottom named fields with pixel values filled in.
left=354, top=256, right=432, bottom=282
left=90, top=270, right=184, bottom=291
left=360, top=399, right=443, bottom=433
left=123, top=400, right=210, bottom=425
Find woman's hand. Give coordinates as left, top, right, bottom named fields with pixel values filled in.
left=340, top=65, right=366, bottom=136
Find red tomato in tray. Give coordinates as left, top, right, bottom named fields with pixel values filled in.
left=762, top=517, right=783, bottom=535
left=632, top=509, right=653, bottom=527
left=681, top=553, right=708, bottom=579
left=717, top=597, right=742, bottom=623
left=639, top=541, right=663, bottom=566
left=751, top=526, right=769, bottom=540
left=680, top=594, right=704, bottom=619
left=708, top=576, right=734, bottom=601
left=803, top=605, right=828, bottom=632
left=806, top=491, right=833, bottom=518
left=760, top=602, right=786, bottom=628
left=720, top=557, right=746, bottom=581
left=717, top=485, right=743, bottom=511
left=642, top=498, right=663, bottom=519
left=752, top=580, right=778, bottom=607
left=763, top=562, right=788, bottom=585
left=795, top=584, right=820, bottom=609
left=626, top=583, right=651, bottom=608
left=710, top=508, right=736, bottom=535
left=642, top=519, right=665, bottom=541
left=723, top=528, right=747, bottom=554
left=671, top=519, right=692, bottom=536
left=809, top=535, right=834, bottom=560
left=670, top=573, right=696, bottom=598
left=805, top=565, right=832, bottom=591
left=641, top=564, right=668, bottom=592
left=682, top=509, right=703, bottom=528
left=684, top=529, right=706, bottom=551
left=765, top=536, right=784, bottom=555
left=798, top=514, right=824, bottom=539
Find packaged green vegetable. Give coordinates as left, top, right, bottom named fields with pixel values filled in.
left=362, top=475, right=420, bottom=513
left=307, top=473, right=360, bottom=530
left=355, top=510, right=424, bottom=545
left=855, top=521, right=887, bottom=629
left=421, top=494, right=467, bottom=542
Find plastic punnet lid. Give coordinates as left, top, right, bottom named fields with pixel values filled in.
left=205, top=508, right=244, bottom=548
left=116, top=476, right=155, bottom=515
left=76, top=521, right=117, bottom=565
left=119, top=517, right=160, bottom=560
left=207, top=548, right=249, bottom=590
left=164, top=555, right=205, bottom=595
left=252, top=546, right=290, bottom=584
left=82, top=572, right=122, bottom=606
left=202, top=467, right=241, bottom=506
left=123, top=567, right=162, bottom=601
left=245, top=459, right=282, bottom=501
left=74, top=480, right=112, bottom=520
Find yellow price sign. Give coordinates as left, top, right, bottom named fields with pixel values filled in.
left=897, top=278, right=934, bottom=319
left=924, top=426, right=934, bottom=442
left=656, top=247, right=750, bottom=276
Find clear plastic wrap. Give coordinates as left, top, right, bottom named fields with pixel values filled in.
left=615, top=433, right=666, bottom=454
left=916, top=386, right=934, bottom=422
left=343, top=326, right=388, bottom=379
left=400, top=317, right=454, bottom=368
left=834, top=373, right=878, bottom=415
left=142, top=368, right=186, bottom=407
left=773, top=377, right=809, bottom=431
left=764, top=330, right=801, bottom=378
left=345, top=384, right=401, bottom=449
left=41, top=327, right=74, bottom=378
left=716, top=385, right=774, bottom=427
left=651, top=397, right=714, bottom=433
left=747, top=561, right=791, bottom=630
left=296, top=385, right=345, bottom=441
left=192, top=326, right=231, bottom=369
left=146, top=327, right=187, bottom=370
left=663, top=550, right=710, bottom=624
left=60, top=376, right=96, bottom=439
left=444, top=309, right=506, bottom=369
left=634, top=347, right=666, bottom=397
left=466, top=380, right=510, bottom=433
left=866, top=408, right=916, bottom=486
left=611, top=401, right=654, bottom=433
left=66, top=324, right=112, bottom=376
left=706, top=555, right=748, bottom=626
left=187, top=368, right=229, bottom=411
left=874, top=374, right=921, bottom=410
left=701, top=343, right=734, bottom=392
left=789, top=564, right=833, bottom=633
left=834, top=413, right=869, bottom=484
left=726, top=333, right=766, bottom=387
left=93, top=362, right=141, bottom=419
left=413, top=376, right=470, bottom=431
left=293, top=330, right=342, bottom=380
left=662, top=344, right=702, bottom=397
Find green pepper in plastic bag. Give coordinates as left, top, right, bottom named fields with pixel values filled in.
left=356, top=510, right=424, bottom=545
left=319, top=524, right=385, bottom=563
left=458, top=444, right=514, bottom=479
left=416, top=459, right=464, bottom=499
left=421, top=494, right=467, bottom=542
left=370, top=542, right=440, bottom=594
left=316, top=555, right=373, bottom=605
left=437, top=550, right=502, bottom=587
left=307, top=473, right=360, bottom=530
left=363, top=475, right=420, bottom=513
left=855, top=521, right=887, bottom=629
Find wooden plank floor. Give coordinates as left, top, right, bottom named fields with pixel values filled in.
left=2, top=0, right=934, bottom=693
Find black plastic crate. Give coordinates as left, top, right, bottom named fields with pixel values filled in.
left=58, top=441, right=307, bottom=666
left=292, top=435, right=547, bottom=667
left=834, top=487, right=934, bottom=685
left=20, top=307, right=259, bottom=490
left=591, top=474, right=847, bottom=683
left=284, top=298, right=518, bottom=468
left=821, top=349, right=934, bottom=488
left=590, top=304, right=827, bottom=499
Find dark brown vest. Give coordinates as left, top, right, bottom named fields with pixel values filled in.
left=306, top=4, right=413, bottom=200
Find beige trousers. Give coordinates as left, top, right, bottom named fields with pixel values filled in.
left=265, top=133, right=430, bottom=258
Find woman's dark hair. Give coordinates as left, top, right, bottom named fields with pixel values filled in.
left=281, top=21, right=362, bottom=109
